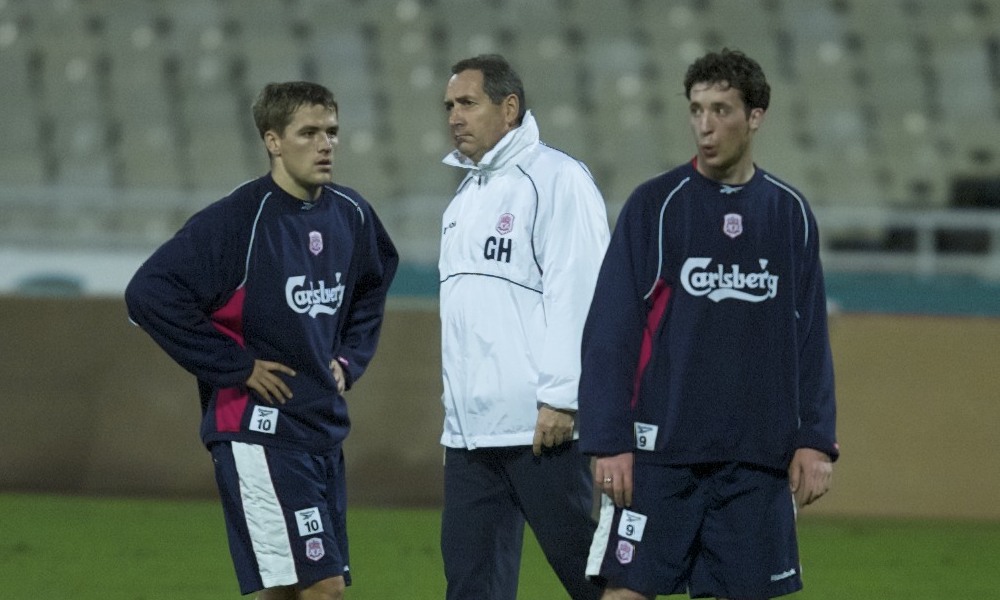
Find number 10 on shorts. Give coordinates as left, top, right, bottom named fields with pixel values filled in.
left=295, top=508, right=325, bottom=537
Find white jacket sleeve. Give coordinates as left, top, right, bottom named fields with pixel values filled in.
left=533, top=160, right=611, bottom=411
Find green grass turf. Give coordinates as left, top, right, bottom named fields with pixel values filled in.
left=2, top=493, right=999, bottom=599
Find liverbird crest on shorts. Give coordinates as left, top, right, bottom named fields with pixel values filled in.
left=305, top=537, right=325, bottom=561
left=616, top=540, right=634, bottom=564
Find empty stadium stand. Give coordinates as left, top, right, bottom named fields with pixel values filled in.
left=1, top=0, right=999, bottom=279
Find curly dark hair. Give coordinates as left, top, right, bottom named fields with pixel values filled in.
left=684, top=48, right=770, bottom=115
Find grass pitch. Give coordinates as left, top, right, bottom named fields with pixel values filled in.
left=2, top=493, right=999, bottom=599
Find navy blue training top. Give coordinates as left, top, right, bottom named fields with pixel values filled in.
left=578, top=161, right=838, bottom=471
left=126, top=174, right=398, bottom=453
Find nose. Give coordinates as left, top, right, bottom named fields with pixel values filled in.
left=696, top=113, right=715, bottom=135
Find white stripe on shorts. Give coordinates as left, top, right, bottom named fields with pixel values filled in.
left=232, top=442, right=297, bottom=588
left=586, top=493, right=616, bottom=578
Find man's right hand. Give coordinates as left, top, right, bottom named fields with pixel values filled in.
left=246, top=359, right=296, bottom=404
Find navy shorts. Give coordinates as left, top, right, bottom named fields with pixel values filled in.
left=587, top=462, right=801, bottom=599
left=210, top=441, right=350, bottom=595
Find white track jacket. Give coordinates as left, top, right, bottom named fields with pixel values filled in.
left=439, top=111, right=610, bottom=449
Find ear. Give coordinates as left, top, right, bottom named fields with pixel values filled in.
left=264, top=130, right=281, bottom=157
left=502, top=93, right=520, bottom=127
left=748, top=107, right=766, bottom=132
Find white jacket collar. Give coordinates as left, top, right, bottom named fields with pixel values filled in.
left=442, top=110, right=539, bottom=175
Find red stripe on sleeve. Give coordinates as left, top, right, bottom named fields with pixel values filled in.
left=632, top=279, right=671, bottom=408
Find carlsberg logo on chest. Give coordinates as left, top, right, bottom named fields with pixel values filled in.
left=681, top=257, right=778, bottom=303
left=286, top=274, right=345, bottom=317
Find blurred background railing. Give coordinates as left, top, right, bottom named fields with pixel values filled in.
left=816, top=207, right=1000, bottom=279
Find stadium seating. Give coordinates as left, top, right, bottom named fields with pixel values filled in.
left=1, top=0, right=999, bottom=250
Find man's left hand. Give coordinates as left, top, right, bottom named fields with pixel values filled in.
left=789, top=447, right=833, bottom=507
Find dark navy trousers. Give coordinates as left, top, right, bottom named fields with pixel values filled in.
left=441, top=442, right=604, bottom=600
